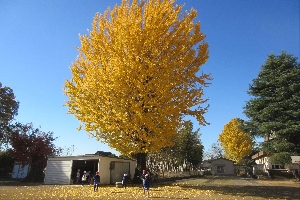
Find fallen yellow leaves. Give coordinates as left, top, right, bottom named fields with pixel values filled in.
left=0, top=184, right=216, bottom=200
left=1, top=177, right=299, bottom=200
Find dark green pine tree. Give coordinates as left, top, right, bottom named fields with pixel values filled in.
left=243, top=52, right=300, bottom=165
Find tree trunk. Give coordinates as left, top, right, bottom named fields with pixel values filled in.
left=133, top=152, right=147, bottom=183
left=137, top=152, right=147, bottom=171
left=22, top=163, right=45, bottom=183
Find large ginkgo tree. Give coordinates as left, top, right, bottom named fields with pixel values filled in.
left=64, top=0, right=211, bottom=170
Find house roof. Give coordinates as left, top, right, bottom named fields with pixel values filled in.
left=251, top=151, right=269, bottom=160
left=207, top=157, right=234, bottom=163
left=94, top=151, right=113, bottom=156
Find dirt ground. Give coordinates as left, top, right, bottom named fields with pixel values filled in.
left=0, top=176, right=299, bottom=199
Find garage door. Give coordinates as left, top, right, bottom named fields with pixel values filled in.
left=44, top=160, right=72, bottom=184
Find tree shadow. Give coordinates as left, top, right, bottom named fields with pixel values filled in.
left=0, top=179, right=41, bottom=186
left=179, top=184, right=300, bottom=199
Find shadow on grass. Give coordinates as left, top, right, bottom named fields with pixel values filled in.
left=0, top=179, right=42, bottom=186
left=148, top=196, right=189, bottom=199
left=179, top=184, right=300, bottom=199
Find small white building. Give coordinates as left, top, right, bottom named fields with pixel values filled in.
left=44, top=152, right=136, bottom=185
left=209, top=158, right=235, bottom=175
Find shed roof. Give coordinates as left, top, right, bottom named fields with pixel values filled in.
left=208, top=158, right=234, bottom=163
left=47, top=153, right=135, bottom=161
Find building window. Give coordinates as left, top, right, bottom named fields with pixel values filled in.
left=272, top=164, right=283, bottom=169
left=217, top=166, right=224, bottom=173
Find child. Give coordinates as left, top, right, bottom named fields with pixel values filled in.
left=86, top=171, right=91, bottom=185
left=81, top=171, right=87, bottom=186
left=93, top=171, right=100, bottom=192
left=140, top=169, right=147, bottom=180
left=142, top=174, right=150, bottom=197
left=122, top=173, right=128, bottom=188
left=76, top=169, right=80, bottom=184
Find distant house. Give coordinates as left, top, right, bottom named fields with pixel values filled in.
left=44, top=151, right=136, bottom=185
left=201, top=160, right=211, bottom=171
left=291, top=156, right=300, bottom=165
left=251, top=151, right=288, bottom=173
left=252, top=152, right=300, bottom=179
left=206, top=158, right=235, bottom=175
left=290, top=156, right=300, bottom=171
left=252, top=151, right=271, bottom=173
left=251, top=135, right=288, bottom=174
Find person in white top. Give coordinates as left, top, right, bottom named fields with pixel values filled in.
left=82, top=171, right=87, bottom=186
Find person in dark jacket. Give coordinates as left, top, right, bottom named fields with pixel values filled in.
left=86, top=171, right=91, bottom=185
left=142, top=174, right=150, bottom=196
left=140, top=169, right=147, bottom=180
left=76, top=169, right=81, bottom=184
left=93, top=171, right=100, bottom=192
left=122, top=173, right=128, bottom=188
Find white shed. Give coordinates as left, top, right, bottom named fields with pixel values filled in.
left=210, top=158, right=235, bottom=175
left=44, top=153, right=136, bottom=185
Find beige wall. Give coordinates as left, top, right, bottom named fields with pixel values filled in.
left=211, top=159, right=234, bottom=175
left=99, top=157, right=136, bottom=184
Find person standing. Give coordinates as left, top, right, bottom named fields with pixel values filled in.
left=86, top=171, right=91, bottom=185
left=93, top=171, right=100, bottom=192
left=140, top=169, right=149, bottom=194
left=76, top=169, right=81, bottom=184
left=143, top=174, right=150, bottom=197
left=122, top=173, right=128, bottom=188
left=140, top=169, right=147, bottom=180
left=81, top=171, right=87, bottom=186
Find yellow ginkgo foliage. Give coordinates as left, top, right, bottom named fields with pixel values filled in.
left=218, top=118, right=254, bottom=163
left=64, top=0, right=210, bottom=156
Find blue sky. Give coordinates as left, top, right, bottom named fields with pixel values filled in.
left=1, top=0, right=299, bottom=156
